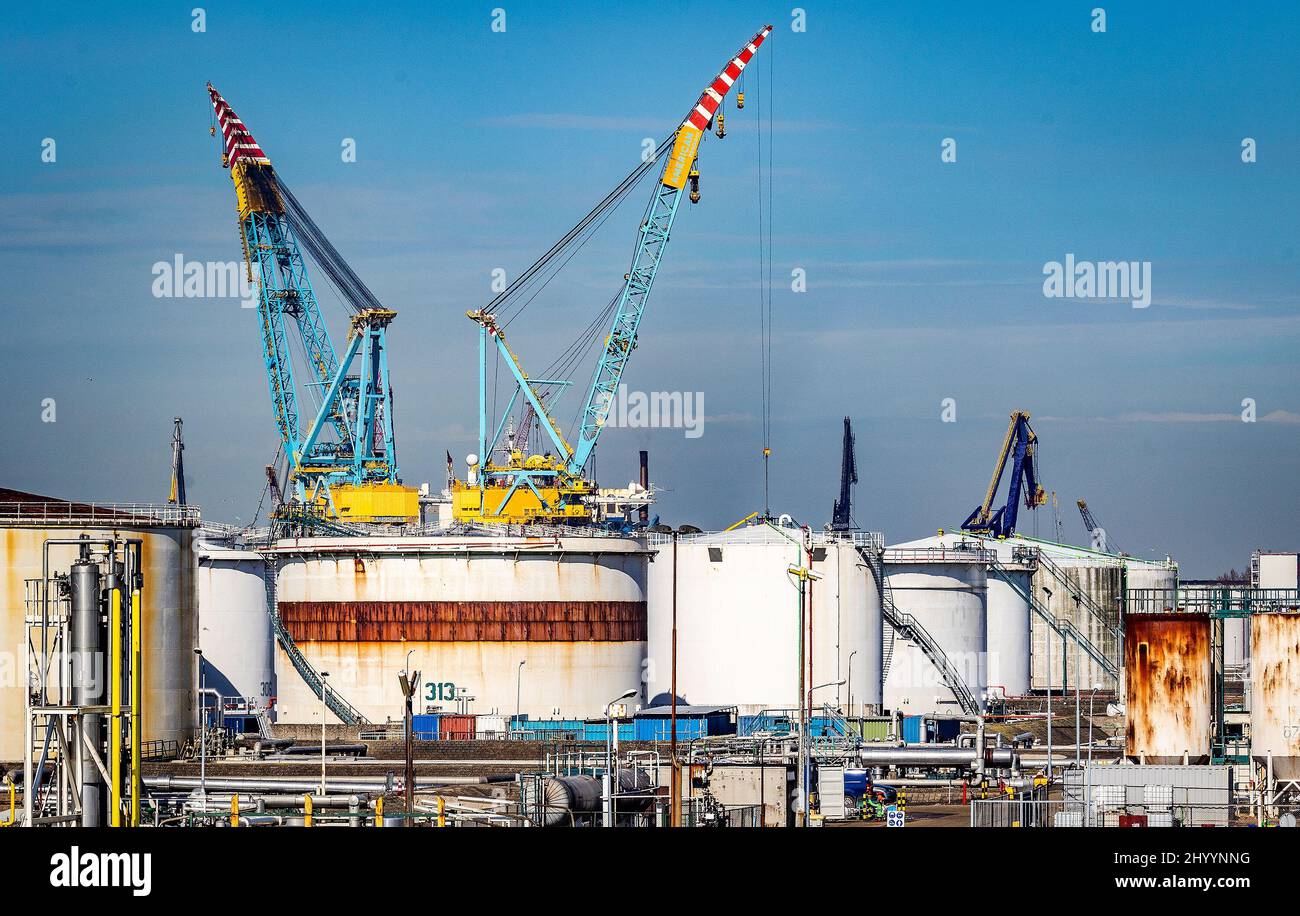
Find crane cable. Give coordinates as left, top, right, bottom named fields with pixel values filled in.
left=757, top=34, right=775, bottom=516
left=484, top=136, right=675, bottom=321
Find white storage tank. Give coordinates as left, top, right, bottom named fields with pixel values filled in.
left=644, top=524, right=882, bottom=715
left=194, top=535, right=276, bottom=722
left=0, top=491, right=198, bottom=762
left=882, top=540, right=990, bottom=715
left=269, top=532, right=649, bottom=724
left=987, top=563, right=1034, bottom=698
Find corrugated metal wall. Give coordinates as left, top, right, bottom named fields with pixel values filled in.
left=278, top=599, right=646, bottom=641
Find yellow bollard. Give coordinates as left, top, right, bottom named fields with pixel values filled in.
left=437, top=795, right=445, bottom=828
left=304, top=794, right=313, bottom=828
left=231, top=794, right=239, bottom=828
left=898, top=787, right=907, bottom=812
left=130, top=587, right=142, bottom=827
left=1, top=781, right=14, bottom=827
left=109, top=587, right=123, bottom=827
left=374, top=796, right=383, bottom=827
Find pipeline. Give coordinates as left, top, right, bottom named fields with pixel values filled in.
left=856, top=746, right=1018, bottom=770
left=144, top=774, right=511, bottom=794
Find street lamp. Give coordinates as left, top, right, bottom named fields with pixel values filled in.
left=1041, top=586, right=1053, bottom=782
left=1072, top=594, right=1082, bottom=767
left=193, top=647, right=205, bottom=805
left=1087, top=684, right=1103, bottom=766
left=319, top=671, right=330, bottom=796
left=846, top=651, right=858, bottom=718
left=603, top=688, right=637, bottom=827
left=398, top=656, right=419, bottom=824
left=515, top=660, right=526, bottom=730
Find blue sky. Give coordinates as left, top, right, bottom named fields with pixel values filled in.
left=1, top=1, right=1297, bottom=575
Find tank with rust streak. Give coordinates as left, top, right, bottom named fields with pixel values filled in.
left=1124, top=613, right=1212, bottom=764
left=0, top=520, right=197, bottom=762
left=1249, top=612, right=1300, bottom=781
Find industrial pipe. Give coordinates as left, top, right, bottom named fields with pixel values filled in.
left=856, top=746, right=1018, bottom=770
left=144, top=774, right=508, bottom=794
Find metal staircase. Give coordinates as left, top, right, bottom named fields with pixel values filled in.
left=860, top=549, right=981, bottom=715
left=261, top=557, right=371, bottom=726
left=1027, top=554, right=1122, bottom=683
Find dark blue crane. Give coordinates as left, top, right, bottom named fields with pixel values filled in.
left=961, top=411, right=1046, bottom=538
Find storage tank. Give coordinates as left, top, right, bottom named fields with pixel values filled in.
left=987, top=563, right=1033, bottom=698
left=882, top=544, right=989, bottom=715
left=1249, top=612, right=1300, bottom=781
left=194, top=535, right=275, bottom=721
left=269, top=532, right=649, bottom=723
left=644, top=524, right=882, bottom=715
left=0, top=492, right=198, bottom=763
left=1124, top=613, right=1211, bottom=764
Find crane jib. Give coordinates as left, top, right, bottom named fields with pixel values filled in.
left=661, top=25, right=772, bottom=190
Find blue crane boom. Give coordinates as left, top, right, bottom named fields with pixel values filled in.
left=208, top=85, right=416, bottom=523
left=454, top=26, right=773, bottom=525
left=961, top=411, right=1046, bottom=538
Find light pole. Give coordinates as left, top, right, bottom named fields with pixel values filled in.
left=846, top=651, right=858, bottom=718
left=515, top=660, right=526, bottom=730
left=398, top=655, right=419, bottom=824
left=319, top=671, right=330, bottom=796
left=1072, top=595, right=1082, bottom=767
left=1087, top=684, right=1102, bottom=766
left=1042, top=586, right=1053, bottom=782
left=603, top=688, right=637, bottom=828
left=193, top=648, right=205, bottom=805
left=788, top=562, right=822, bottom=827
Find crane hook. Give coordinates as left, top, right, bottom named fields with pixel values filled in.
left=714, top=111, right=726, bottom=139
left=736, top=91, right=745, bottom=110
left=688, top=164, right=701, bottom=204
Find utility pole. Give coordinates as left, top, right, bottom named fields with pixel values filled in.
left=398, top=655, right=418, bottom=825
left=788, top=562, right=822, bottom=826
left=670, top=530, right=681, bottom=827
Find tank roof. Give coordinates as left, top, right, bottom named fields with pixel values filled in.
left=0, top=487, right=200, bottom=528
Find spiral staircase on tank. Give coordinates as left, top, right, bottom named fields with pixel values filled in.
left=260, top=557, right=372, bottom=727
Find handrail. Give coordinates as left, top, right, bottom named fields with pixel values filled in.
left=0, top=502, right=200, bottom=527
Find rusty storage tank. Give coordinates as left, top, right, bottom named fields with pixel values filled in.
left=268, top=532, right=649, bottom=724
left=1124, top=613, right=1212, bottom=764
left=1249, top=611, right=1300, bottom=781
left=645, top=524, right=882, bottom=716
left=0, top=490, right=199, bottom=763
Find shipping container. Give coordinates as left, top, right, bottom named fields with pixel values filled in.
left=438, top=714, right=476, bottom=740
left=412, top=714, right=439, bottom=740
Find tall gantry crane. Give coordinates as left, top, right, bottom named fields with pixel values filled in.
left=207, top=85, right=417, bottom=523
left=961, top=410, right=1047, bottom=538
left=830, top=417, right=857, bottom=531
left=453, top=25, right=773, bottom=525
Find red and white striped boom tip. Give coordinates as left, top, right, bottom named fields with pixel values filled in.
left=207, top=83, right=270, bottom=167
left=683, top=25, right=774, bottom=132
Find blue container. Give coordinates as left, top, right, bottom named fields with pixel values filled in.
left=902, top=715, right=923, bottom=744
left=933, top=718, right=962, bottom=743
left=412, top=714, right=440, bottom=740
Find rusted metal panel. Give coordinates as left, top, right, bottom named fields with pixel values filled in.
left=278, top=600, right=647, bottom=642
left=1250, top=613, right=1300, bottom=781
left=438, top=714, right=476, bottom=740
left=1124, top=613, right=1212, bottom=764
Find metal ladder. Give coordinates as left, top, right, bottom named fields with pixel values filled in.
left=261, top=556, right=371, bottom=726
left=860, top=549, right=981, bottom=715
